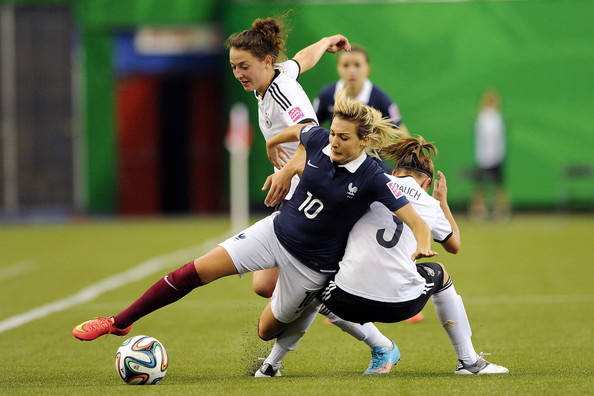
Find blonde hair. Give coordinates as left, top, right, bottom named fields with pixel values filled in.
left=332, top=90, right=400, bottom=159
left=383, top=136, right=438, bottom=180
left=225, top=16, right=289, bottom=64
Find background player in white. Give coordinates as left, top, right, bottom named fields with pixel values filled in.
left=227, top=16, right=404, bottom=371
left=469, top=88, right=510, bottom=221
left=72, top=95, right=437, bottom=379
left=319, top=135, right=509, bottom=374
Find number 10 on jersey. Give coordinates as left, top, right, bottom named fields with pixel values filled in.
left=298, top=191, right=324, bottom=219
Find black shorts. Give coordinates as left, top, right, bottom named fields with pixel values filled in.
left=475, top=164, right=504, bottom=186
left=318, top=262, right=445, bottom=324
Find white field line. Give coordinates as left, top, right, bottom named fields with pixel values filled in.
left=0, top=234, right=229, bottom=334
left=0, top=260, right=37, bottom=281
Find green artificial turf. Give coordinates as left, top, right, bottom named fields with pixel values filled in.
left=0, top=214, right=592, bottom=395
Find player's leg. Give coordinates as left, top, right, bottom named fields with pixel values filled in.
left=257, top=302, right=288, bottom=341
left=318, top=305, right=392, bottom=349
left=73, top=215, right=279, bottom=341
left=469, top=169, right=488, bottom=221
left=252, top=268, right=279, bottom=298
left=318, top=281, right=400, bottom=375
left=429, top=263, right=508, bottom=374
left=492, top=165, right=510, bottom=220
left=254, top=249, right=329, bottom=377
left=255, top=300, right=320, bottom=377
left=72, top=247, right=238, bottom=341
left=318, top=305, right=397, bottom=375
left=252, top=201, right=286, bottom=298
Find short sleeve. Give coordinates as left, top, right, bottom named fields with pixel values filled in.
left=300, top=125, right=327, bottom=149
left=430, top=207, right=453, bottom=243
left=376, top=173, right=410, bottom=212
left=281, top=60, right=300, bottom=80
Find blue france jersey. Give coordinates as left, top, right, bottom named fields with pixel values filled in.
left=313, top=80, right=402, bottom=126
left=273, top=126, right=409, bottom=273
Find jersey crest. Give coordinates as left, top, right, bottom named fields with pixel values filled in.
left=347, top=183, right=358, bottom=198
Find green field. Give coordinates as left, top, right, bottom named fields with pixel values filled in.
left=1, top=214, right=592, bottom=395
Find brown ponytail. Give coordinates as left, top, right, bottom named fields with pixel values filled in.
left=383, top=136, right=437, bottom=179
left=226, top=16, right=289, bottom=63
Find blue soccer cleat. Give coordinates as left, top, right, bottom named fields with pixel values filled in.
left=364, top=340, right=400, bottom=374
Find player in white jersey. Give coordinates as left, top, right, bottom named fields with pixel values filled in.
left=319, top=136, right=509, bottom=375
left=227, top=16, right=350, bottom=298
left=469, top=88, right=510, bottom=221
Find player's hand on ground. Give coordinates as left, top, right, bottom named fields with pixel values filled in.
left=411, top=248, right=438, bottom=261
left=262, top=171, right=291, bottom=207
left=325, top=34, right=351, bottom=53
left=432, top=171, right=448, bottom=203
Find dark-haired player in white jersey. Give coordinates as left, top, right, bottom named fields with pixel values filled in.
left=227, top=16, right=349, bottom=297
left=319, top=136, right=509, bottom=375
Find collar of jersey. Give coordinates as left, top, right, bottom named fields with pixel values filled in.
left=255, top=69, right=282, bottom=101
left=322, top=144, right=367, bottom=173
left=333, top=78, right=373, bottom=104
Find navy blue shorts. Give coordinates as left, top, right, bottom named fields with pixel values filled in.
left=318, top=262, right=446, bottom=324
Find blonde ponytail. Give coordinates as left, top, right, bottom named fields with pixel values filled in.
left=333, top=91, right=400, bottom=159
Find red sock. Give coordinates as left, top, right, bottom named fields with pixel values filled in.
left=114, top=262, right=202, bottom=328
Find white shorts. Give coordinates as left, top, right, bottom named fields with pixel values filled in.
left=218, top=213, right=329, bottom=323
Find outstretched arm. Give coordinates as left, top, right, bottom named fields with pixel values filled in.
left=432, top=171, right=461, bottom=254
left=293, top=35, right=351, bottom=73
left=394, top=204, right=438, bottom=261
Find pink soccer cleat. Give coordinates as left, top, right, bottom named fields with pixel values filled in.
left=72, top=316, right=131, bottom=341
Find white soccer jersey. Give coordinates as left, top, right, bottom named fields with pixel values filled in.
left=475, top=107, right=505, bottom=169
left=334, top=175, right=453, bottom=303
left=256, top=60, right=318, bottom=199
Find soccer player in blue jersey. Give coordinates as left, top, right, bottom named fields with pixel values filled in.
left=313, top=45, right=409, bottom=136
left=72, top=93, right=437, bottom=378
left=313, top=45, right=423, bottom=325
left=227, top=16, right=403, bottom=373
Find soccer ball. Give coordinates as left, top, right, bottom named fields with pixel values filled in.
left=115, top=335, right=168, bottom=385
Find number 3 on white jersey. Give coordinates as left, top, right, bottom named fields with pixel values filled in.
left=298, top=191, right=324, bottom=219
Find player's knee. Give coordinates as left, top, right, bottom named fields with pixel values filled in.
left=253, top=283, right=274, bottom=299
left=436, top=262, right=450, bottom=286
left=257, top=321, right=280, bottom=341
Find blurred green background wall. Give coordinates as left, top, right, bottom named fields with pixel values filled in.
left=3, top=0, right=592, bottom=213
left=225, top=0, right=594, bottom=211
